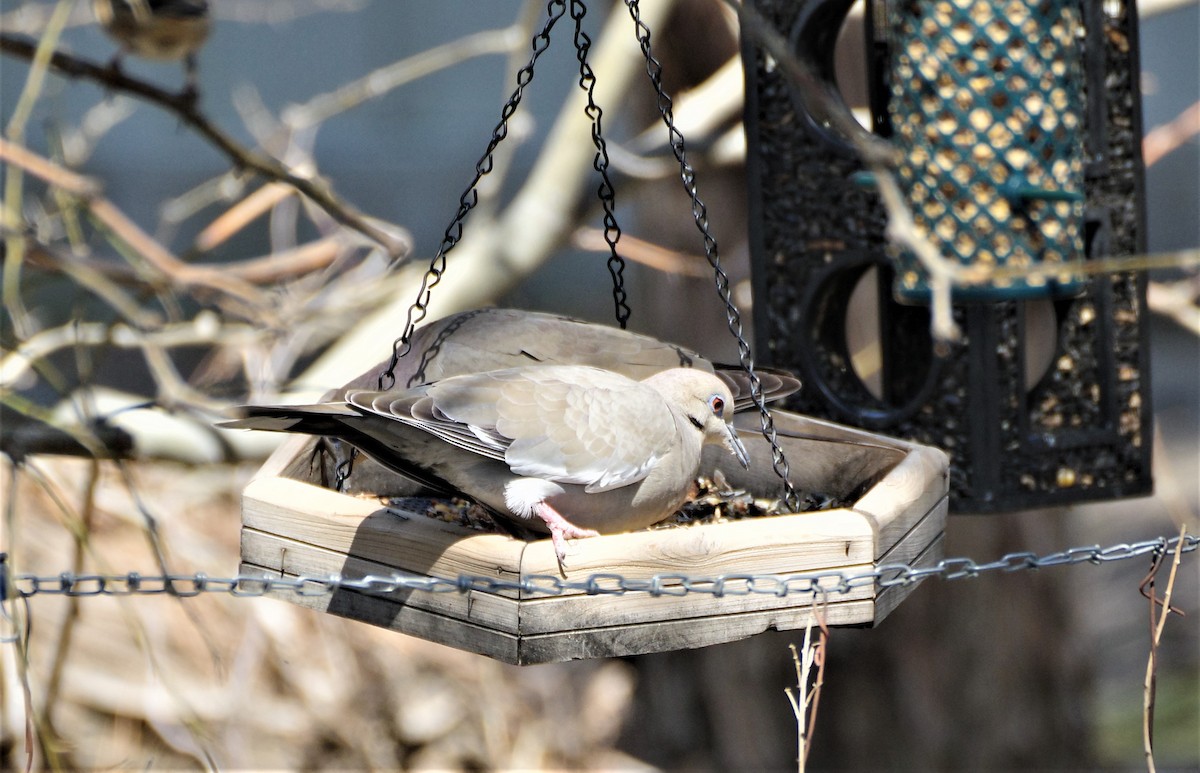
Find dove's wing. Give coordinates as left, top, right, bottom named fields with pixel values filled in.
left=411, top=309, right=710, bottom=382
left=348, top=366, right=679, bottom=493
left=340, top=309, right=800, bottom=410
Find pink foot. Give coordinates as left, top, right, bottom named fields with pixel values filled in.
left=533, top=503, right=599, bottom=574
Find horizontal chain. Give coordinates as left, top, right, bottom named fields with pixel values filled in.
left=2, top=533, right=1195, bottom=603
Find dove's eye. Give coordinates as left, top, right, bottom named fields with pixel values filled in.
left=708, top=395, right=725, bottom=417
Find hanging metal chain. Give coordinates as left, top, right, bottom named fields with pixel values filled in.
left=379, top=0, right=569, bottom=391
left=570, top=0, right=631, bottom=329
left=333, top=446, right=356, bottom=493
left=324, top=3, right=569, bottom=491
left=3, top=534, right=1196, bottom=604
left=622, top=0, right=801, bottom=512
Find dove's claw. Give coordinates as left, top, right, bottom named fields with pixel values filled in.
left=535, top=503, right=599, bottom=576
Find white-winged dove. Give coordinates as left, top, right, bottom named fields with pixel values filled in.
left=309, top=308, right=798, bottom=496
left=225, top=365, right=750, bottom=566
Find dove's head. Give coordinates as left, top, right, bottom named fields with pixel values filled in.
left=645, top=369, right=750, bottom=469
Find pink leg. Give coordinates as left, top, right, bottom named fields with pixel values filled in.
left=533, top=502, right=600, bottom=571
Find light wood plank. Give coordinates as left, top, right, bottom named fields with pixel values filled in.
left=872, top=533, right=945, bottom=622
left=242, top=527, right=879, bottom=636
left=240, top=528, right=522, bottom=633
left=517, top=598, right=877, bottom=664
left=242, top=476, right=529, bottom=590
left=240, top=562, right=521, bottom=662
left=862, top=493, right=947, bottom=621
left=245, top=477, right=881, bottom=598
left=514, top=509, right=874, bottom=583
left=854, top=445, right=950, bottom=553
left=875, top=493, right=948, bottom=567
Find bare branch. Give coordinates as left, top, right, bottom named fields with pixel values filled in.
left=574, top=227, right=711, bottom=277
left=0, top=138, right=271, bottom=313
left=1143, top=100, right=1200, bottom=167
left=0, top=33, right=411, bottom=260
left=296, top=0, right=680, bottom=391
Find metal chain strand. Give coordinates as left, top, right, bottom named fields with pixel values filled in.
left=333, top=448, right=357, bottom=492
left=4, top=534, right=1195, bottom=602
left=570, top=0, right=631, bottom=328
left=622, top=0, right=801, bottom=511
left=379, top=0, right=569, bottom=391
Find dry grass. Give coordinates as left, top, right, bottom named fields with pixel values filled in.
left=2, top=457, right=642, bottom=770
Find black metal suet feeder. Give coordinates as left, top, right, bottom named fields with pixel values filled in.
left=743, top=0, right=1152, bottom=511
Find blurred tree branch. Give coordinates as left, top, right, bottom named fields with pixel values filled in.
left=0, top=138, right=270, bottom=315
left=0, top=33, right=411, bottom=260
left=296, top=0, right=679, bottom=392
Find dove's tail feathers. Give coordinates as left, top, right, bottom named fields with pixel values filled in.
left=219, top=403, right=359, bottom=435
left=222, top=403, right=462, bottom=498
left=714, top=366, right=802, bottom=411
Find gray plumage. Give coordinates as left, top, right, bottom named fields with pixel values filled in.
left=338, top=308, right=800, bottom=412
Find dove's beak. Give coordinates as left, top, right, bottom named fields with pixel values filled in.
left=725, top=423, right=750, bottom=469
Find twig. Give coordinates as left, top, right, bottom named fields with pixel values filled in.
left=874, top=171, right=962, bottom=342
left=1139, top=522, right=1188, bottom=773
left=39, top=460, right=101, bottom=751
left=3, top=0, right=74, bottom=343
left=192, top=181, right=295, bottom=253
left=14, top=459, right=221, bottom=766
left=0, top=138, right=271, bottom=314
left=785, top=601, right=829, bottom=773
left=1147, top=277, right=1200, bottom=336
left=574, top=227, right=711, bottom=277
left=28, top=232, right=348, bottom=289
left=0, top=33, right=410, bottom=259
left=281, top=26, right=523, bottom=132
left=1143, top=100, right=1200, bottom=167
left=984, top=249, right=1200, bottom=282
left=0, top=317, right=260, bottom=394
left=628, top=54, right=744, bottom=153
left=4, top=459, right=69, bottom=772
left=23, top=243, right=161, bottom=326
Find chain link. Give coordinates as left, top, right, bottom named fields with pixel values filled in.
left=4, top=534, right=1194, bottom=603
left=570, top=0, right=631, bottom=328
left=382, top=0, right=569, bottom=389
left=622, top=0, right=802, bottom=512
left=330, top=2, right=571, bottom=490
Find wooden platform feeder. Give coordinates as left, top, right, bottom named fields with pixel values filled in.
left=239, top=409, right=948, bottom=665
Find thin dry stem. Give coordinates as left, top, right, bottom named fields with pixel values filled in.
left=0, top=139, right=271, bottom=314
left=3, top=0, right=75, bottom=342
left=1, top=318, right=258, bottom=395
left=37, top=460, right=100, bottom=766
left=0, top=34, right=410, bottom=260
left=574, top=227, right=711, bottom=277
left=785, top=601, right=830, bottom=773
left=1141, top=522, right=1188, bottom=773
left=1143, top=100, right=1200, bottom=167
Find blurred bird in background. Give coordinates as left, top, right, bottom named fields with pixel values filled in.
left=92, top=0, right=210, bottom=97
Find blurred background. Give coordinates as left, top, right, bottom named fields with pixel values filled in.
left=1, top=0, right=1196, bottom=769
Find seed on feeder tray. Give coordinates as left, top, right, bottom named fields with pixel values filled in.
left=387, top=496, right=502, bottom=532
